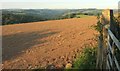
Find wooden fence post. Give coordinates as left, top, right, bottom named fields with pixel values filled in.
left=96, top=34, right=104, bottom=69
left=96, top=9, right=111, bottom=69
left=102, top=9, right=111, bottom=69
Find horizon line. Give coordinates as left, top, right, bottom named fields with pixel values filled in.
left=0, top=8, right=118, bottom=10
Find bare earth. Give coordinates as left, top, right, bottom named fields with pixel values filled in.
left=2, top=16, right=98, bottom=69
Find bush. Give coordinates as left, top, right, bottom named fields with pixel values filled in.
left=73, top=47, right=97, bottom=69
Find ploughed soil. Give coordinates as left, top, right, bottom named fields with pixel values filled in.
left=2, top=16, right=98, bottom=69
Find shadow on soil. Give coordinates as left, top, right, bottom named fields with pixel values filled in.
left=2, top=29, right=59, bottom=62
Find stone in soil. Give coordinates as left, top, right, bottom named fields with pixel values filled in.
left=65, top=63, right=72, bottom=69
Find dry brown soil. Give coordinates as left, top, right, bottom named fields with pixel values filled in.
left=2, top=16, right=98, bottom=69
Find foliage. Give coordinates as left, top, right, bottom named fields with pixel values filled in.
left=73, top=47, right=97, bottom=69
left=2, top=12, right=45, bottom=25
left=61, top=12, right=90, bottom=19
left=94, top=14, right=103, bottom=33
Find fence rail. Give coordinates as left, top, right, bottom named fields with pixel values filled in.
left=108, top=29, right=120, bottom=51
left=107, top=28, right=120, bottom=71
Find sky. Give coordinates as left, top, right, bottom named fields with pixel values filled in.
left=0, top=0, right=120, bottom=9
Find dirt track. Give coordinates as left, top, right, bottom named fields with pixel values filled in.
left=2, top=16, right=98, bottom=69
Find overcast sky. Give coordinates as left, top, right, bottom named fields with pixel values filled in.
left=0, top=0, right=120, bottom=9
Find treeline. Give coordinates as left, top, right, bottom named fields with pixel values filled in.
left=2, top=12, right=46, bottom=25
left=2, top=12, right=89, bottom=25
left=2, top=9, right=67, bottom=25
left=61, top=12, right=95, bottom=19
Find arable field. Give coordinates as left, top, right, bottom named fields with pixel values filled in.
left=2, top=16, right=98, bottom=69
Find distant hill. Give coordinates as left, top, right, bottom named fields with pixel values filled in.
left=1, top=9, right=102, bottom=25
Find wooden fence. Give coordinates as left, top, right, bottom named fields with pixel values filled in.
left=96, top=9, right=120, bottom=71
